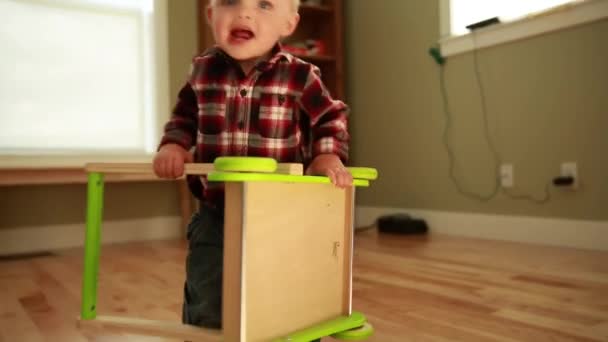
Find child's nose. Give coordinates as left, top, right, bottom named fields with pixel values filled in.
left=236, top=4, right=254, bottom=19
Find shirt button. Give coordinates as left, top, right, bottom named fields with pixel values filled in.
left=238, top=121, right=245, bottom=129
left=240, top=89, right=247, bottom=97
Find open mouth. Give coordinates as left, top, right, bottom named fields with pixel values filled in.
left=230, top=28, right=254, bottom=42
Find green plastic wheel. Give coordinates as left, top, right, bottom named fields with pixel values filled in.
left=331, top=322, right=374, bottom=340
left=213, top=157, right=277, bottom=173
left=347, top=167, right=378, bottom=180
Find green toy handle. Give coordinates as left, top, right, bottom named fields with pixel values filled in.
left=212, top=157, right=379, bottom=183
left=346, top=167, right=378, bottom=180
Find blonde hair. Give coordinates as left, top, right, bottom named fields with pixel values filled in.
left=209, top=0, right=300, bottom=12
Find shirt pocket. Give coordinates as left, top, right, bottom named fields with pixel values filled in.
left=199, top=88, right=227, bottom=135
left=255, top=92, right=296, bottom=139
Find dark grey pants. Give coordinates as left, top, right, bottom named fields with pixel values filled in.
left=182, top=205, right=321, bottom=341
left=182, top=205, right=224, bottom=329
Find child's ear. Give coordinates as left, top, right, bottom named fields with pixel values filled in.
left=281, top=13, right=300, bottom=37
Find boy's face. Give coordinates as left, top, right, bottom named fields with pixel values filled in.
left=207, top=0, right=299, bottom=62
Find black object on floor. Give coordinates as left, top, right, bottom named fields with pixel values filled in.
left=376, top=213, right=428, bottom=235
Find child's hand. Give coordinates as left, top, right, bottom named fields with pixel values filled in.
left=153, top=143, right=193, bottom=179
left=306, top=154, right=353, bottom=188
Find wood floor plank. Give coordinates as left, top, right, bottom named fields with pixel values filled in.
left=0, top=292, right=45, bottom=342
left=0, top=232, right=607, bottom=341
left=494, top=308, right=601, bottom=341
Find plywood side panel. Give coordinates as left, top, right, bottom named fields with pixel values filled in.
left=223, top=183, right=244, bottom=342
left=242, top=182, right=349, bottom=341
left=342, top=187, right=355, bottom=314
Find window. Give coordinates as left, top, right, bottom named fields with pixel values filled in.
left=0, top=0, right=169, bottom=167
left=439, top=0, right=608, bottom=56
left=449, top=0, right=576, bottom=36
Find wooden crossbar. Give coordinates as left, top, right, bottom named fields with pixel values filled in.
left=84, top=162, right=303, bottom=176
left=77, top=316, right=223, bottom=341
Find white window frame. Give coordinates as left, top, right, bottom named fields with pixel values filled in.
left=439, top=0, right=608, bottom=57
left=0, top=0, right=170, bottom=169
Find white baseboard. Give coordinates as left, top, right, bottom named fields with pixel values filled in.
left=4, top=209, right=605, bottom=255
left=356, top=206, right=608, bottom=251
left=0, top=216, right=183, bottom=256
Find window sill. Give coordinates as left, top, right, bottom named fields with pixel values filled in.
left=0, top=154, right=163, bottom=185
left=0, top=168, right=171, bottom=186
left=439, top=0, right=608, bottom=57
left=0, top=153, right=155, bottom=169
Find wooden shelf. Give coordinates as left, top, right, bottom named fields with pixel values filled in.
left=294, top=54, right=336, bottom=62
left=294, top=0, right=344, bottom=99
left=299, top=4, right=333, bottom=14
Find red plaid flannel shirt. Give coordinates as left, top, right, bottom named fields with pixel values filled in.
left=159, top=45, right=349, bottom=208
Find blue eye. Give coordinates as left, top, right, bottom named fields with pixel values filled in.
left=219, top=0, right=238, bottom=6
left=259, top=0, right=273, bottom=10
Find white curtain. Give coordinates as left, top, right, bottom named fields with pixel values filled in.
left=0, top=0, right=163, bottom=155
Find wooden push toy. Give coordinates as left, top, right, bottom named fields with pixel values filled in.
left=77, top=157, right=378, bottom=341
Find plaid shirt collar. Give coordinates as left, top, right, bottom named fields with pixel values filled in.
left=206, top=43, right=293, bottom=74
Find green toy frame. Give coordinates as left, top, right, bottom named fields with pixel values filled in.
left=79, top=160, right=376, bottom=341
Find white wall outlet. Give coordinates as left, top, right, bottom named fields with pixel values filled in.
left=560, top=162, right=578, bottom=189
left=500, top=164, right=514, bottom=188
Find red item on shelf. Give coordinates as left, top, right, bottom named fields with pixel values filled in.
left=284, top=39, right=326, bottom=57
left=283, top=45, right=308, bottom=55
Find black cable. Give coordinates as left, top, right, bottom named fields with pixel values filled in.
left=436, top=35, right=551, bottom=204
left=501, top=183, right=551, bottom=204
left=472, top=33, right=552, bottom=204
left=439, top=60, right=499, bottom=201
left=471, top=33, right=502, bottom=185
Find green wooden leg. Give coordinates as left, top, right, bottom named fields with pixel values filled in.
left=273, top=311, right=369, bottom=342
left=81, top=172, right=104, bottom=320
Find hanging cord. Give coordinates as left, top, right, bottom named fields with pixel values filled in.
left=438, top=52, right=499, bottom=202
left=434, top=34, right=551, bottom=204
left=502, top=182, right=551, bottom=204
left=471, top=34, right=502, bottom=193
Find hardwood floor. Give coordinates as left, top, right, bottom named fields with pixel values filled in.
left=1, top=230, right=607, bottom=341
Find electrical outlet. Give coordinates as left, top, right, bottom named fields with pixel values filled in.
left=560, top=162, right=578, bottom=189
left=500, top=164, right=514, bottom=188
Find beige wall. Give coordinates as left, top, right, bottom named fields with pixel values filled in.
left=0, top=1, right=199, bottom=230
left=168, top=0, right=199, bottom=102
left=3, top=1, right=607, bottom=236
left=345, top=2, right=608, bottom=221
